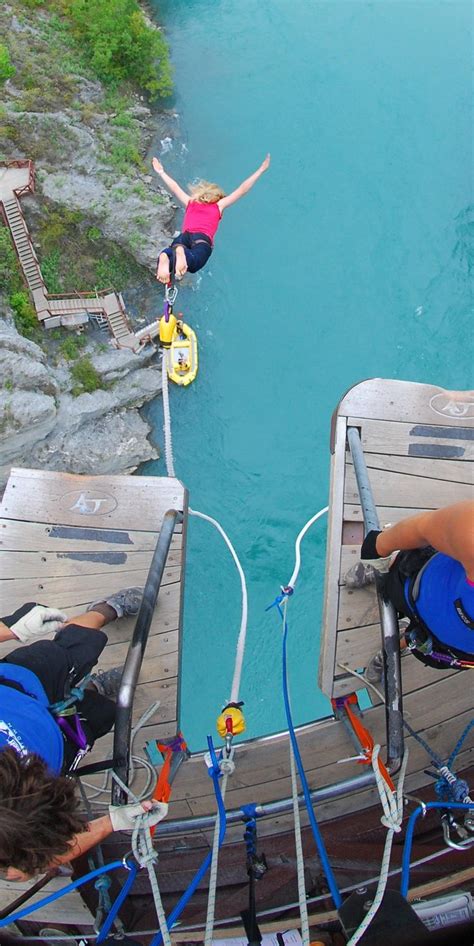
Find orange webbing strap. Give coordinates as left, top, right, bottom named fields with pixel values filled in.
left=153, top=733, right=189, bottom=804
left=334, top=693, right=395, bottom=792
left=154, top=746, right=173, bottom=804
left=150, top=734, right=188, bottom=836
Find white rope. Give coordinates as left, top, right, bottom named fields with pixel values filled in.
left=189, top=508, right=248, bottom=705
left=204, top=770, right=229, bottom=946
left=290, top=734, right=310, bottom=945
left=132, top=814, right=172, bottom=946
left=346, top=746, right=409, bottom=946
left=286, top=506, right=329, bottom=590
left=161, top=349, right=176, bottom=478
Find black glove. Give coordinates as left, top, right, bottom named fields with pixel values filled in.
left=361, top=530, right=382, bottom=560
left=360, top=530, right=392, bottom=573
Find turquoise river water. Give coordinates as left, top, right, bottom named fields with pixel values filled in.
left=143, top=0, right=473, bottom=750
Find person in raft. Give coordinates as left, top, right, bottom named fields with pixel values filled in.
left=345, top=501, right=474, bottom=673
left=0, top=588, right=167, bottom=881
left=152, top=153, right=271, bottom=283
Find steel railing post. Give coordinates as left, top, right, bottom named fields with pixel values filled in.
left=347, top=426, right=404, bottom=771
left=112, top=509, right=181, bottom=805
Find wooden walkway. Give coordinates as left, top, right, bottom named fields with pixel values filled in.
left=0, top=159, right=145, bottom=349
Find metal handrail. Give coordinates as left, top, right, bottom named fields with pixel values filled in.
left=347, top=426, right=404, bottom=772
left=112, top=509, right=182, bottom=804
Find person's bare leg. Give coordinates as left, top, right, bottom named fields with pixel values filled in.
left=174, top=245, right=188, bottom=278
left=63, top=611, right=111, bottom=631
left=157, top=252, right=171, bottom=283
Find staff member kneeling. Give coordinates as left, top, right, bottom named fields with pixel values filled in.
left=0, top=588, right=165, bottom=881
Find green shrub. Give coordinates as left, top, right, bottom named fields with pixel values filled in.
left=65, top=0, right=172, bottom=98
left=59, top=334, right=86, bottom=360
left=87, top=226, right=102, bottom=242
left=41, top=250, right=62, bottom=293
left=0, top=227, right=22, bottom=294
left=0, top=45, right=15, bottom=84
left=70, top=355, right=103, bottom=395
left=107, top=128, right=143, bottom=174
left=9, top=291, right=40, bottom=340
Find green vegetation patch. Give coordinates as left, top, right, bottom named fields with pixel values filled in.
left=9, top=291, right=41, bottom=341
left=70, top=355, right=104, bottom=395
left=0, top=226, right=23, bottom=295
left=58, top=333, right=87, bottom=360
left=0, top=44, right=15, bottom=84
left=64, top=0, right=172, bottom=99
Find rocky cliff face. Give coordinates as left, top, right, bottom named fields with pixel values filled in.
left=0, top=320, right=162, bottom=488
left=0, top=1, right=181, bottom=486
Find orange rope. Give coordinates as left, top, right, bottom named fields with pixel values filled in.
left=335, top=694, right=395, bottom=791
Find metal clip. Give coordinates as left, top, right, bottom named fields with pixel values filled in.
left=403, top=794, right=428, bottom=818
left=441, top=812, right=472, bottom=850
left=165, top=284, right=178, bottom=306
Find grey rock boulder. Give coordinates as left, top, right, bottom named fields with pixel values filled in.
left=0, top=350, right=59, bottom=397
left=31, top=408, right=158, bottom=475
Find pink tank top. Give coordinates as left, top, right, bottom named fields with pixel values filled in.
left=182, top=201, right=222, bottom=242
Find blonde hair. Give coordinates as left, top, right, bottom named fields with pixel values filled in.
left=188, top=180, right=226, bottom=203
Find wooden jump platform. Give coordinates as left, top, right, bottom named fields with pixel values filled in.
left=319, top=378, right=474, bottom=700
left=0, top=468, right=188, bottom=743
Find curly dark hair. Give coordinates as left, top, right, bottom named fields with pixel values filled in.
left=0, top=748, right=87, bottom=875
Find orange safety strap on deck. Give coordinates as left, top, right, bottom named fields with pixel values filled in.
left=333, top=693, right=395, bottom=792
left=153, top=733, right=189, bottom=804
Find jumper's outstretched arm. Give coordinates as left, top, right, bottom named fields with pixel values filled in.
left=152, top=157, right=190, bottom=206
left=218, top=153, right=271, bottom=212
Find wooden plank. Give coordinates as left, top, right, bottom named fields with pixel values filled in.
left=0, top=517, right=182, bottom=552
left=0, top=565, right=181, bottom=612
left=319, top=414, right=346, bottom=696
left=0, top=468, right=186, bottom=530
left=343, top=504, right=430, bottom=524
left=0, top=874, right=94, bottom=924
left=347, top=450, right=473, bottom=485
left=338, top=380, right=474, bottom=427
left=344, top=463, right=472, bottom=508
left=348, top=416, right=474, bottom=460
left=0, top=582, right=181, bottom=663
left=0, top=547, right=182, bottom=579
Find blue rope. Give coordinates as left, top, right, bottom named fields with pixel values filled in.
left=267, top=593, right=342, bottom=910
left=448, top=718, right=474, bottom=768
left=401, top=801, right=473, bottom=898
left=149, top=734, right=227, bottom=946
left=0, top=860, right=129, bottom=927
left=96, top=862, right=139, bottom=944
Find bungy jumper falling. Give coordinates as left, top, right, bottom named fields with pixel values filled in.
left=0, top=379, right=473, bottom=945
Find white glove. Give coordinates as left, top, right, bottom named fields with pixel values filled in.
left=108, top=801, right=168, bottom=832
left=2, top=603, right=68, bottom=643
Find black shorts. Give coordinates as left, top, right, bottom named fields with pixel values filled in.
left=163, top=230, right=213, bottom=273
left=1, top=624, right=116, bottom=770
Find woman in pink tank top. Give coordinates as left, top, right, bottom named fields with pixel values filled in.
left=152, top=153, right=270, bottom=282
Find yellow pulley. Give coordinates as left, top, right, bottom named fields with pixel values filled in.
left=216, top=702, right=246, bottom=740
left=159, top=313, right=177, bottom=348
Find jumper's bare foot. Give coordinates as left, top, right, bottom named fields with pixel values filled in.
left=157, top=252, right=170, bottom=284
left=175, top=245, right=188, bottom=279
